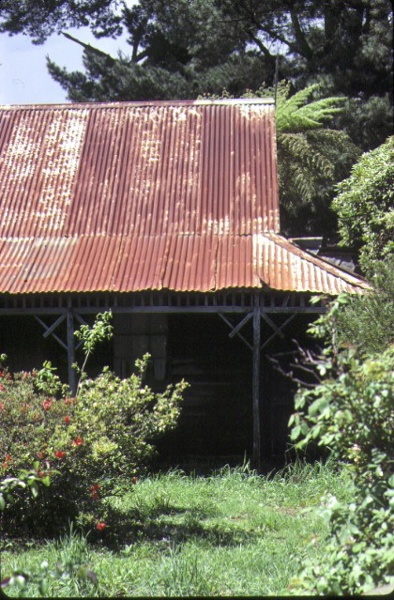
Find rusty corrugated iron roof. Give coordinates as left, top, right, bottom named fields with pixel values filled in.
left=0, top=100, right=368, bottom=295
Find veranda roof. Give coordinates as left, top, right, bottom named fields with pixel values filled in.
left=0, top=100, right=368, bottom=295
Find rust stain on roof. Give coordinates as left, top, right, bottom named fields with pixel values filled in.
left=0, top=100, right=368, bottom=295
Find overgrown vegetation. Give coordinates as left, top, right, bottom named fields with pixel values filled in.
left=1, top=461, right=353, bottom=597
left=0, top=313, right=188, bottom=538
left=332, top=135, right=394, bottom=270
left=288, top=257, right=394, bottom=595
left=273, top=83, right=360, bottom=235
left=325, top=258, right=394, bottom=355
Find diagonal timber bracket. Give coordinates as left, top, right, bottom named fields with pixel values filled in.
left=260, top=313, right=296, bottom=350
left=34, top=310, right=86, bottom=395
left=218, top=312, right=253, bottom=350
left=218, top=311, right=297, bottom=352
left=35, top=315, right=68, bottom=350
left=34, top=312, right=86, bottom=351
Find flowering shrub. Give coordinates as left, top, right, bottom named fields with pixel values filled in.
left=0, top=360, right=79, bottom=535
left=0, top=362, right=74, bottom=479
left=67, top=355, right=188, bottom=482
left=0, top=335, right=188, bottom=538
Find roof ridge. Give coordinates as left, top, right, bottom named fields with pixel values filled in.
left=0, top=98, right=275, bottom=110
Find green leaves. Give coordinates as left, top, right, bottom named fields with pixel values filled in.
left=35, top=361, right=64, bottom=396
left=268, top=83, right=361, bottom=234
left=307, top=396, right=329, bottom=418
left=73, top=353, right=189, bottom=479
left=74, top=311, right=113, bottom=360
left=288, top=253, right=394, bottom=595
left=276, top=85, right=345, bottom=134
left=330, top=258, right=394, bottom=355
left=333, top=136, right=394, bottom=269
left=0, top=467, right=56, bottom=511
left=74, top=311, right=113, bottom=394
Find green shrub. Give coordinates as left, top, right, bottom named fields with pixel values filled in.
left=0, top=315, right=188, bottom=538
left=289, top=345, right=394, bottom=594
left=69, top=356, right=187, bottom=480
left=0, top=464, right=57, bottom=512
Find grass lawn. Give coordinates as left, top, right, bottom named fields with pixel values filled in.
left=1, top=460, right=352, bottom=597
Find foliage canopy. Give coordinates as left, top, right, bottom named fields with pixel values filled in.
left=332, top=136, right=394, bottom=269
left=2, top=1, right=391, bottom=148
left=272, top=84, right=360, bottom=235
left=289, top=256, right=394, bottom=594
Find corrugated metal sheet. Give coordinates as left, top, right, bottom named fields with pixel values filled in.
left=0, top=100, right=368, bottom=295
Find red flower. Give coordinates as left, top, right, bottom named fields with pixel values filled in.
left=0, top=371, right=3, bottom=377
left=55, top=450, right=66, bottom=459
left=0, top=384, right=5, bottom=392
left=0, top=402, right=4, bottom=410
left=2, top=454, right=11, bottom=469
left=96, top=522, right=106, bottom=531
left=42, top=399, right=52, bottom=411
left=38, top=451, right=45, bottom=459
left=90, top=483, right=100, bottom=500
left=64, top=397, right=71, bottom=405
left=72, top=436, right=83, bottom=447
left=31, top=370, right=37, bottom=378
left=64, top=416, right=71, bottom=425
left=37, top=471, right=44, bottom=477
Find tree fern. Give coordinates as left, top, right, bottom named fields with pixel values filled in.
left=269, top=84, right=360, bottom=235
left=276, top=84, right=345, bottom=133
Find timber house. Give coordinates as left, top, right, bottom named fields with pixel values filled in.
left=0, top=100, right=368, bottom=468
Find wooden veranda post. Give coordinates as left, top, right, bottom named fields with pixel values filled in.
left=252, top=295, right=261, bottom=471
left=66, top=310, right=77, bottom=396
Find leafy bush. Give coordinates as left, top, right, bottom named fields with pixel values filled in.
left=0, top=314, right=188, bottom=538
left=332, top=135, right=394, bottom=270
left=71, top=356, right=186, bottom=481
left=289, top=306, right=394, bottom=593
left=290, top=347, right=394, bottom=470
left=0, top=464, right=57, bottom=512
left=329, top=258, right=394, bottom=355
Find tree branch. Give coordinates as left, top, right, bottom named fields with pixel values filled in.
left=61, top=31, right=116, bottom=63
left=289, top=7, right=313, bottom=60
left=246, top=29, right=275, bottom=60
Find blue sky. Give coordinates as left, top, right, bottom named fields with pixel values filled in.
left=0, top=0, right=137, bottom=105
left=0, top=30, right=125, bottom=105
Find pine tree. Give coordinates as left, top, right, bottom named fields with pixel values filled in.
left=47, top=1, right=271, bottom=102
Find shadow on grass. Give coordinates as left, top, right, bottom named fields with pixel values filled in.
left=100, top=501, right=260, bottom=550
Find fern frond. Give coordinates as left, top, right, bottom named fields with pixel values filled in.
left=278, top=132, right=336, bottom=179
left=276, top=84, right=346, bottom=133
